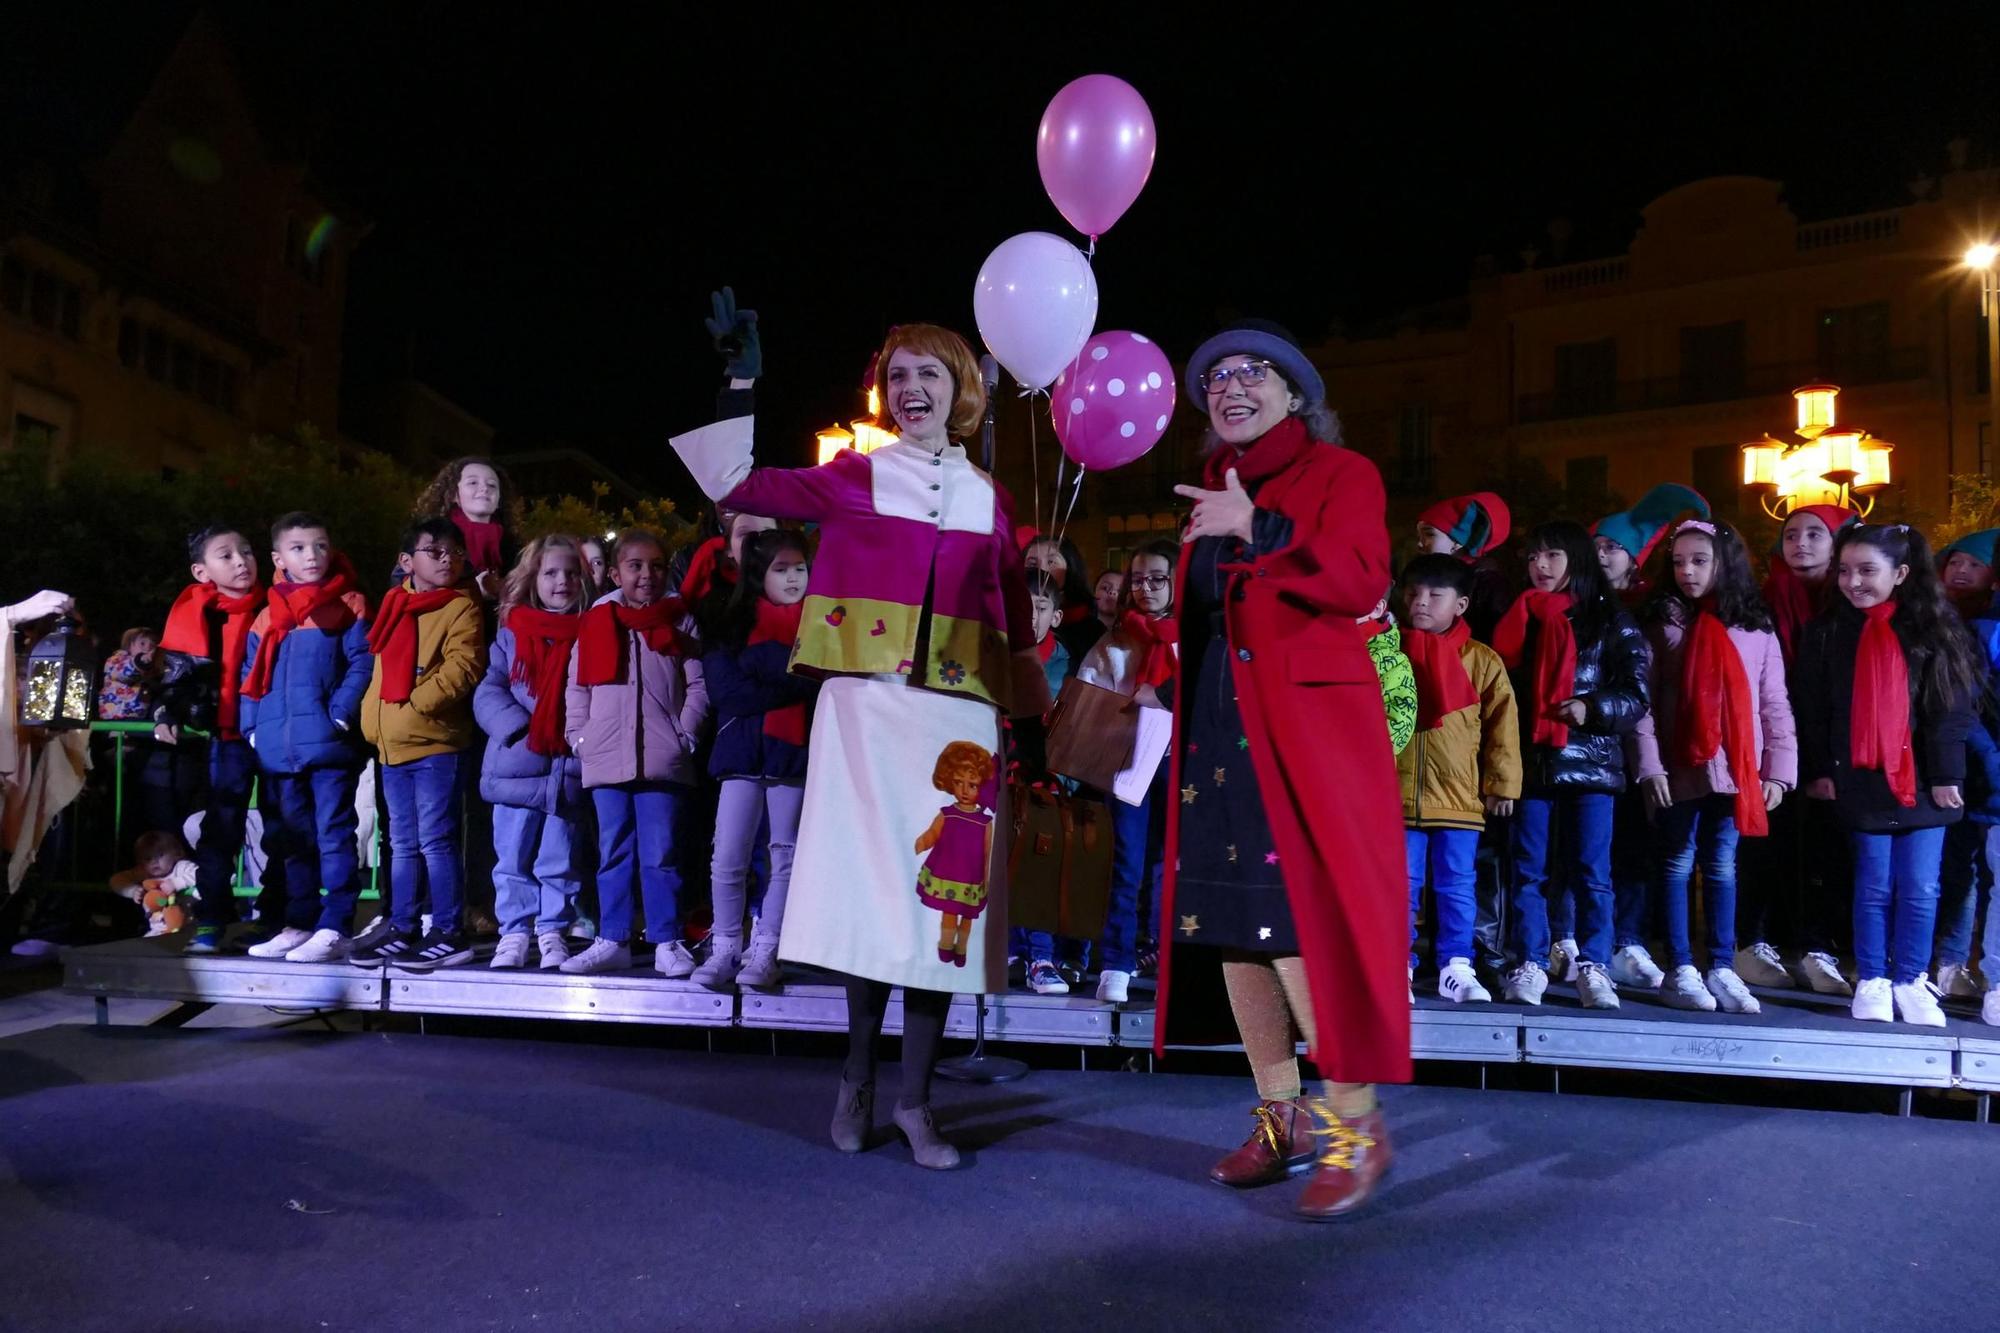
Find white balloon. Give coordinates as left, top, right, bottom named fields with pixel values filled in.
left=973, top=232, right=1100, bottom=391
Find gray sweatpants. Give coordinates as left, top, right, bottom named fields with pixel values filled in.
left=711, top=777, right=803, bottom=948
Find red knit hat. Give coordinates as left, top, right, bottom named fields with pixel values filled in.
left=1416, top=492, right=1510, bottom=560
left=1785, top=504, right=1861, bottom=539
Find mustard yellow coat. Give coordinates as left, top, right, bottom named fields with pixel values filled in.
left=360, top=588, right=485, bottom=766
left=1398, top=635, right=1522, bottom=831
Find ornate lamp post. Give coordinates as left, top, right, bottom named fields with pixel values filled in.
left=1740, top=383, right=1894, bottom=520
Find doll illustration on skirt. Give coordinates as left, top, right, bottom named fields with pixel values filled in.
left=914, top=740, right=997, bottom=967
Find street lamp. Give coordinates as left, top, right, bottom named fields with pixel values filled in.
left=1967, top=242, right=2000, bottom=472
left=1740, top=382, right=1894, bottom=520
left=816, top=386, right=898, bottom=464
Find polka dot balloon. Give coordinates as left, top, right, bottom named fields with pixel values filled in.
left=1051, top=330, right=1176, bottom=471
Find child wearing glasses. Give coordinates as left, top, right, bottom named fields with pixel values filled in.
left=352, top=518, right=485, bottom=968
left=1076, top=538, right=1180, bottom=1004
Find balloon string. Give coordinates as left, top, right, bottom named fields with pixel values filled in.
left=1054, top=464, right=1086, bottom=554
left=1087, top=235, right=1097, bottom=259
left=1028, top=387, right=1042, bottom=538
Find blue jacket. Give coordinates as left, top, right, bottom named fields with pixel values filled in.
left=1961, top=615, right=2000, bottom=826
left=474, top=627, right=586, bottom=815
left=238, top=593, right=372, bottom=774
left=703, top=639, right=816, bottom=782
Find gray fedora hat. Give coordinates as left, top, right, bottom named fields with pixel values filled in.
left=1182, top=318, right=1325, bottom=412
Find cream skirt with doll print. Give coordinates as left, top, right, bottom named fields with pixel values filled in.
left=779, top=674, right=1009, bottom=995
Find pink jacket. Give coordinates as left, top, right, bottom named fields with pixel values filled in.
left=1632, top=616, right=1797, bottom=801
left=563, top=591, right=710, bottom=789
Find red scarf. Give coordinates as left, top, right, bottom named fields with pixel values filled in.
left=450, top=506, right=505, bottom=575
left=1405, top=618, right=1479, bottom=731
left=366, top=584, right=467, bottom=704
left=1763, top=562, right=1824, bottom=663
left=1674, top=604, right=1767, bottom=837
left=506, top=605, right=583, bottom=756
left=749, top=598, right=808, bottom=746
left=159, top=582, right=264, bottom=739
left=1492, top=590, right=1578, bottom=748
left=1203, top=414, right=1312, bottom=489
left=240, top=554, right=364, bottom=701
left=575, top=597, right=693, bottom=687
left=1852, top=600, right=1916, bottom=808
left=1035, top=634, right=1059, bottom=664
left=1121, top=610, right=1179, bottom=690
left=680, top=536, right=731, bottom=604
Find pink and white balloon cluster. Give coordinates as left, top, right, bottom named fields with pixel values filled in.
left=971, top=75, right=1173, bottom=473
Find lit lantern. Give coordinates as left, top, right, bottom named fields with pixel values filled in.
left=1818, top=428, right=1864, bottom=483
left=1854, top=437, right=1894, bottom=493
left=1740, top=436, right=1782, bottom=490
left=19, top=616, right=99, bottom=730
left=815, top=424, right=855, bottom=465
left=1793, top=384, right=1838, bottom=439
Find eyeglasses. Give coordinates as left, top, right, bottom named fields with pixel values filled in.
left=1198, top=360, right=1275, bottom=394
left=1131, top=575, right=1173, bottom=590
left=412, top=547, right=462, bottom=561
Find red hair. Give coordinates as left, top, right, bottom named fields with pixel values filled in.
left=871, top=324, right=986, bottom=441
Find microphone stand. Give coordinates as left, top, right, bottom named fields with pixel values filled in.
left=981, top=382, right=997, bottom=473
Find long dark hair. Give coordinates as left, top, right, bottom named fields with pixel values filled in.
left=1643, top=521, right=1773, bottom=633
left=1834, top=523, right=1986, bottom=713
left=1524, top=520, right=1616, bottom=643
left=1117, top=538, right=1181, bottom=617
left=702, top=528, right=810, bottom=652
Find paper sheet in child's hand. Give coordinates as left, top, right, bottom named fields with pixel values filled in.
left=1113, top=705, right=1173, bottom=807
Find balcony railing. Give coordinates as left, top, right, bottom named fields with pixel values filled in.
left=1796, top=210, right=1902, bottom=251
left=1514, top=346, right=1929, bottom=424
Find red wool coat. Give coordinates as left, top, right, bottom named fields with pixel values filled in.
left=1155, top=439, right=1412, bottom=1085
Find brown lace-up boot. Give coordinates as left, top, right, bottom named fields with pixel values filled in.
left=1208, top=1098, right=1315, bottom=1187
left=1294, top=1100, right=1392, bottom=1221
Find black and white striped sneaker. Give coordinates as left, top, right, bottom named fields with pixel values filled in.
left=397, top=930, right=474, bottom=970
left=347, top=919, right=415, bottom=968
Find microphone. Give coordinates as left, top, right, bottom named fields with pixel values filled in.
left=979, top=355, right=1000, bottom=392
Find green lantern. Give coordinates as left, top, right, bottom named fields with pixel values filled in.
left=20, top=616, right=99, bottom=730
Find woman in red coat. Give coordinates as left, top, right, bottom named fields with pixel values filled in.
left=1165, top=319, right=1409, bottom=1222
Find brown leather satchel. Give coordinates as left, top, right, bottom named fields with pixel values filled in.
left=1007, top=782, right=1113, bottom=939
left=1044, top=676, right=1138, bottom=791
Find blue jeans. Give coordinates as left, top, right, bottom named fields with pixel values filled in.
left=1656, top=793, right=1741, bottom=970
left=260, top=762, right=362, bottom=933
left=1406, top=827, right=1480, bottom=967
left=1980, top=829, right=2000, bottom=985
left=1936, top=820, right=1995, bottom=966
left=1102, top=763, right=1167, bottom=974
left=382, top=751, right=465, bottom=935
left=492, top=802, right=582, bottom=937
left=1611, top=789, right=1653, bottom=949
left=1512, top=792, right=1615, bottom=967
left=592, top=781, right=686, bottom=945
left=193, top=738, right=284, bottom=927
left=1850, top=825, right=1948, bottom=984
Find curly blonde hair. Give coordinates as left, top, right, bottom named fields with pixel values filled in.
left=930, top=740, right=994, bottom=795
left=500, top=534, right=598, bottom=616
left=411, top=456, right=524, bottom=538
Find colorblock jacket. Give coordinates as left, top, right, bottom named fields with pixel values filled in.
left=238, top=592, right=372, bottom=774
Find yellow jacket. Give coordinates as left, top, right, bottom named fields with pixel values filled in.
left=360, top=586, right=484, bottom=765
left=1398, top=634, right=1521, bottom=830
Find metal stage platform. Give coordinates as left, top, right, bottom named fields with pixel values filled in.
left=63, top=938, right=1996, bottom=1108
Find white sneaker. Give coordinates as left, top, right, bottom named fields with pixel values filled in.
left=1548, top=938, right=1580, bottom=982
left=654, top=940, right=698, bottom=979
left=1575, top=961, right=1620, bottom=1010
left=735, top=939, right=783, bottom=989
left=1892, top=978, right=1947, bottom=1028
left=1408, top=965, right=1416, bottom=1004
left=1984, top=988, right=2000, bottom=1027
left=536, top=932, right=570, bottom=970
left=246, top=926, right=313, bottom=959
left=1609, top=944, right=1664, bottom=989
left=1661, top=965, right=1717, bottom=1011
left=1096, top=969, right=1131, bottom=1004
left=1851, top=977, right=1893, bottom=1022
left=691, top=940, right=743, bottom=988
left=490, top=934, right=532, bottom=970
left=1795, top=950, right=1852, bottom=996
left=285, top=928, right=349, bottom=963
left=559, top=938, right=631, bottom=975
left=1438, top=958, right=1491, bottom=1004
left=1936, top=962, right=1983, bottom=999
left=1503, top=961, right=1548, bottom=1005
left=1734, top=943, right=1794, bottom=988
left=1705, top=967, right=1762, bottom=1015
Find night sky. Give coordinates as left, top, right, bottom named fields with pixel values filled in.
left=13, top=3, right=2000, bottom=507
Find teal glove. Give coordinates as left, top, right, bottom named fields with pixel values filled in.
left=705, top=286, right=761, bottom=380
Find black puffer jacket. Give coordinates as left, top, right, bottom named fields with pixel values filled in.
left=1792, top=601, right=1975, bottom=833
left=1511, top=604, right=1650, bottom=794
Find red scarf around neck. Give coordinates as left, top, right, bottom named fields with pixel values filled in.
left=1405, top=617, right=1479, bottom=731
left=749, top=598, right=808, bottom=746
left=1203, top=414, right=1312, bottom=489
left=1763, top=562, right=1824, bottom=663
left=240, top=554, right=363, bottom=701
left=506, top=605, right=583, bottom=756
left=1035, top=634, right=1059, bottom=664
left=575, top=596, right=692, bottom=687
left=1491, top=589, right=1578, bottom=749
left=159, top=581, right=264, bottom=739
left=367, top=583, right=468, bottom=704
left=680, top=536, right=733, bottom=604
left=1120, top=610, right=1179, bottom=690
left=1852, top=600, right=1916, bottom=807
left=450, top=505, right=505, bottom=575
left=1674, top=603, right=1767, bottom=837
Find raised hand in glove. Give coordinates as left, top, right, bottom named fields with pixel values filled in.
left=704, top=286, right=761, bottom=381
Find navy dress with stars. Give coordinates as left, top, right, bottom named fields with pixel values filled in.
left=1172, top=532, right=1299, bottom=956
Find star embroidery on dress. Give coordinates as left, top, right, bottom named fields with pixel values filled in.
left=1181, top=785, right=1199, bottom=805
left=1264, top=851, right=1280, bottom=865
left=1258, top=927, right=1273, bottom=941
left=1188, top=743, right=1198, bottom=754
left=1226, top=844, right=1238, bottom=863
left=1236, top=735, right=1250, bottom=750
left=1212, top=767, right=1227, bottom=784
left=1179, top=914, right=1201, bottom=936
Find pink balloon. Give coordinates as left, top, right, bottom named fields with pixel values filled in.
left=1052, top=331, right=1175, bottom=471
left=1036, top=75, right=1156, bottom=239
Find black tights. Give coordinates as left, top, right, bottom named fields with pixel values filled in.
left=841, top=975, right=952, bottom=1109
